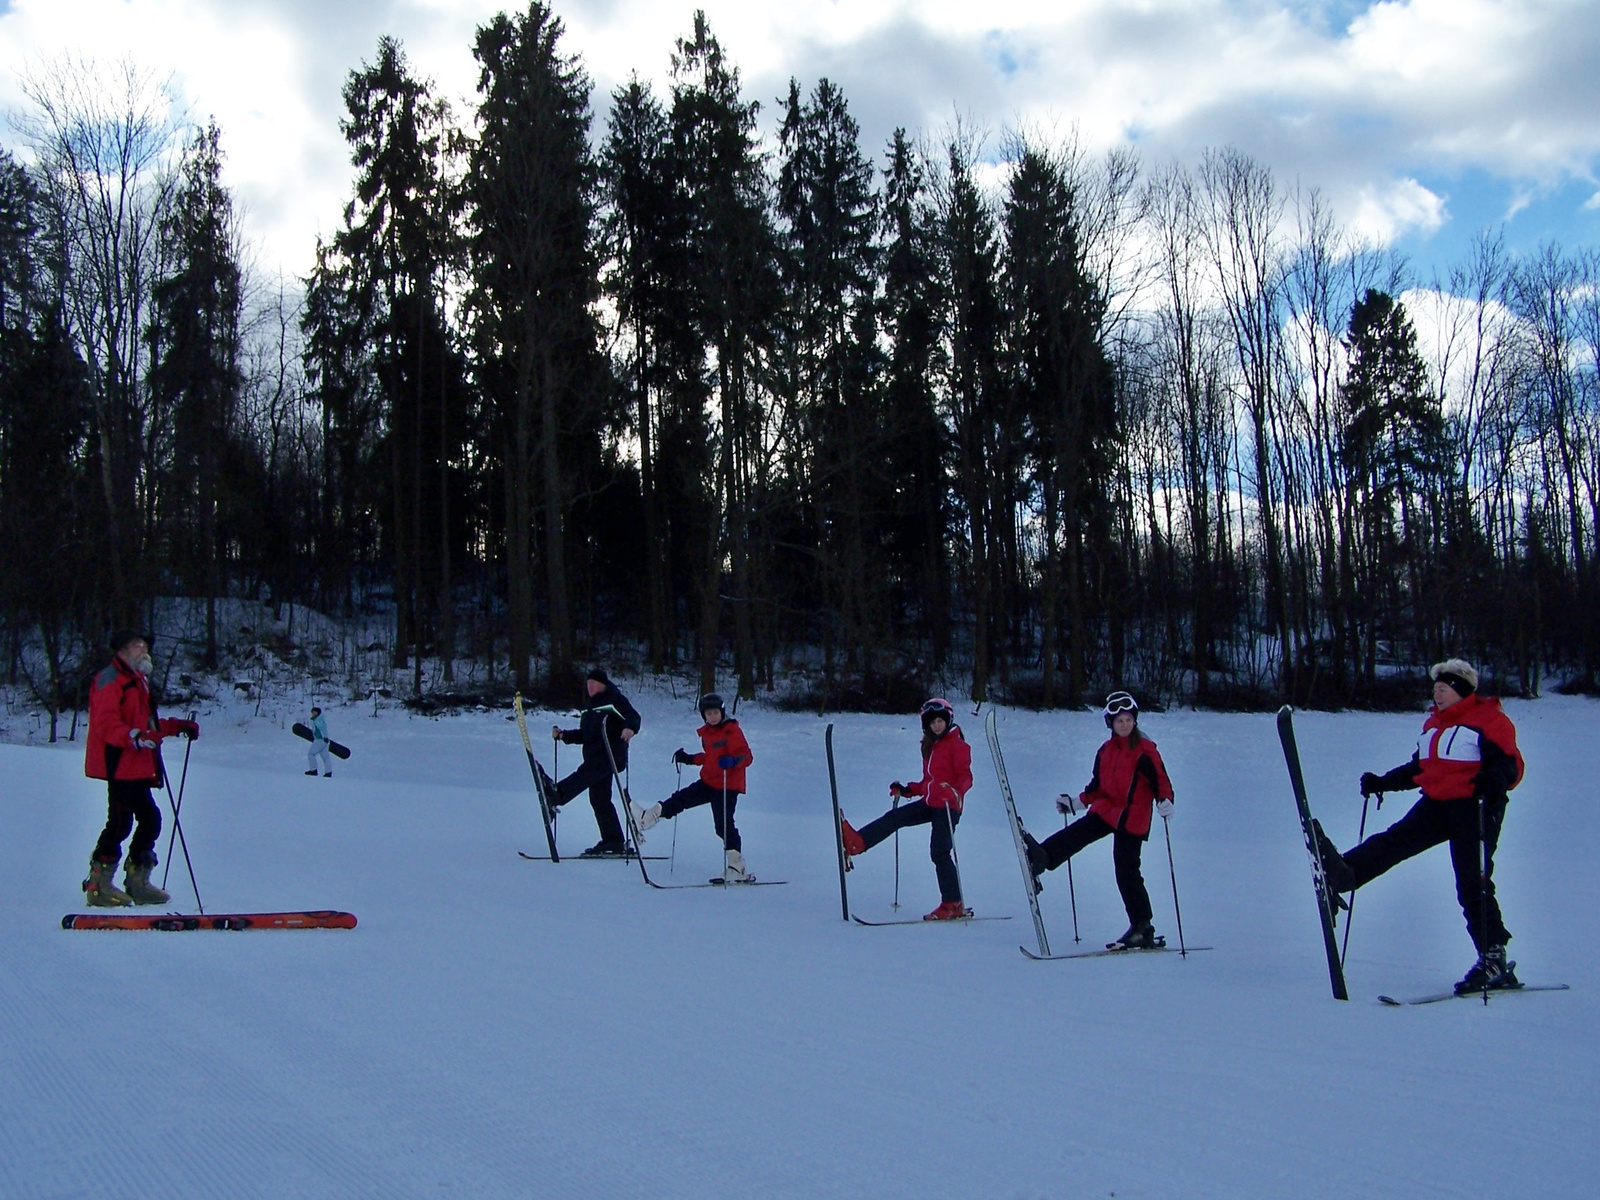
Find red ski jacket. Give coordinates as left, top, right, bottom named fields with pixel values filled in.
left=900, top=725, right=973, bottom=813
left=1079, top=733, right=1174, bottom=839
left=690, top=718, right=753, bottom=793
left=85, top=657, right=183, bottom=782
left=1376, top=694, right=1524, bottom=802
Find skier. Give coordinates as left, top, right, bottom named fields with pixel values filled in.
left=542, top=666, right=642, bottom=856
left=1022, top=692, right=1175, bottom=950
left=839, top=698, right=974, bottom=920
left=631, top=693, right=755, bottom=882
left=1314, top=659, right=1525, bottom=994
left=304, top=706, right=333, bottom=777
left=82, top=631, right=199, bottom=906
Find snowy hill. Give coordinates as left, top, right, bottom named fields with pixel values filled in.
left=4, top=694, right=1597, bottom=1198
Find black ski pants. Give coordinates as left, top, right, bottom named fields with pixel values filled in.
left=550, top=760, right=625, bottom=845
left=857, top=800, right=962, bottom=904
left=1039, top=812, right=1153, bottom=926
left=93, top=779, right=162, bottom=867
left=660, top=780, right=741, bottom=850
left=1344, top=793, right=1511, bottom=950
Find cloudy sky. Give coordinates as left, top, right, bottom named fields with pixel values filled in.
left=1, top=0, right=1596, bottom=285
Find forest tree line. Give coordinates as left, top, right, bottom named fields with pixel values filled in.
left=3, top=3, right=1599, bottom=722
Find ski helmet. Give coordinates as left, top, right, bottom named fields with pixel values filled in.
left=920, top=697, right=956, bottom=730
left=1102, top=691, right=1138, bottom=728
left=698, top=692, right=725, bottom=717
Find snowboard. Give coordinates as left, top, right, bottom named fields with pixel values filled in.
left=984, top=709, right=1052, bottom=958
left=1277, top=706, right=1349, bottom=1001
left=292, top=723, right=351, bottom=759
left=64, top=910, right=357, bottom=931
left=825, top=723, right=851, bottom=921
left=513, top=693, right=560, bottom=861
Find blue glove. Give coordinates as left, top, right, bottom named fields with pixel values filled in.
left=717, top=755, right=739, bottom=770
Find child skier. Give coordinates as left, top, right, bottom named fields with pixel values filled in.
left=304, top=706, right=333, bottom=777
left=1023, top=691, right=1175, bottom=950
left=82, top=631, right=199, bottom=906
left=839, top=698, right=974, bottom=920
left=1313, top=659, right=1525, bottom=994
left=631, top=693, right=755, bottom=882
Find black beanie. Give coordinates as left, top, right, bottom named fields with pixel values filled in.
left=110, top=629, right=152, bottom=653
left=586, top=666, right=611, bottom=687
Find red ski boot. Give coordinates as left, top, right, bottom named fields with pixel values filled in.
left=923, top=900, right=969, bottom=921
left=839, top=818, right=866, bottom=858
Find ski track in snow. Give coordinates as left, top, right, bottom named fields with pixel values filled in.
left=3, top=693, right=1599, bottom=1198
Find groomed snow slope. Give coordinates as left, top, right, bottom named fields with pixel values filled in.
left=4, top=693, right=1597, bottom=1198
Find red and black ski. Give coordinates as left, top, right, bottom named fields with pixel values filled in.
left=64, top=910, right=357, bottom=931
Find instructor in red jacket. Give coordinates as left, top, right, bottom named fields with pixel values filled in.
left=82, top=631, right=198, bottom=906
left=1317, top=658, right=1525, bottom=995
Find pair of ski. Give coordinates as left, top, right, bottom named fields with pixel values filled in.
left=64, top=910, right=356, bottom=931
left=1277, top=705, right=1569, bottom=1007
left=984, top=710, right=1210, bottom=962
left=513, top=694, right=784, bottom=890
left=824, top=724, right=1006, bottom=926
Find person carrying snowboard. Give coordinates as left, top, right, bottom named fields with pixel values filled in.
left=839, top=698, right=973, bottom=920
left=304, top=706, right=333, bottom=777
left=82, top=631, right=199, bottom=906
left=542, top=666, right=641, bottom=856
left=1023, top=691, right=1174, bottom=950
left=631, top=692, right=755, bottom=882
left=1313, top=659, right=1525, bottom=994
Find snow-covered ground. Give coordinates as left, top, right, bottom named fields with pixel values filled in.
left=4, top=688, right=1597, bottom=1198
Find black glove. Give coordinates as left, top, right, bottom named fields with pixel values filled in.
left=673, top=748, right=694, bottom=765
left=1359, top=772, right=1383, bottom=797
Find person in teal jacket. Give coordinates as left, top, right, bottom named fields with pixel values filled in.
left=305, top=707, right=333, bottom=777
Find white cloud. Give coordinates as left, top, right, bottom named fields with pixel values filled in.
left=0, top=0, right=1595, bottom=277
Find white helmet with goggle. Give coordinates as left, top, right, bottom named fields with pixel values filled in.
left=1102, top=691, right=1138, bottom=728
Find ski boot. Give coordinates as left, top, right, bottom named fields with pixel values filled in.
left=580, top=840, right=631, bottom=858
left=122, top=859, right=170, bottom=906
left=83, top=857, right=132, bottom=907
left=923, top=900, right=970, bottom=921
left=1311, top=819, right=1356, bottom=894
left=719, top=848, right=751, bottom=884
left=304, top=769, right=318, bottom=776
left=1454, top=946, right=1520, bottom=995
left=631, top=801, right=663, bottom=834
left=1022, top=831, right=1047, bottom=894
left=839, top=817, right=865, bottom=858
left=1107, top=921, right=1164, bottom=951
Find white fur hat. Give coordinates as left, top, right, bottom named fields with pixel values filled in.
left=1430, top=658, right=1479, bottom=692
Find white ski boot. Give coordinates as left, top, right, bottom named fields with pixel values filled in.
left=721, top=848, right=751, bottom=883
left=630, top=801, right=662, bottom=834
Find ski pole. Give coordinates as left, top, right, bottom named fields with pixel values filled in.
left=1064, top=811, right=1081, bottom=942
left=160, top=712, right=197, bottom=890
left=892, top=789, right=901, bottom=909
left=1339, top=789, right=1378, bottom=968
left=157, top=741, right=203, bottom=913
left=671, top=758, right=681, bottom=876
left=1162, top=814, right=1187, bottom=958
left=721, top=768, right=730, bottom=880
left=1479, top=792, right=1490, bottom=1006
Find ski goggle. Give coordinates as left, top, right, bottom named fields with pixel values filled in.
left=1102, top=692, right=1138, bottom=719
left=920, top=698, right=954, bottom=721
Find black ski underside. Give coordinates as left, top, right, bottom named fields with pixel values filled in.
left=1020, top=944, right=1213, bottom=961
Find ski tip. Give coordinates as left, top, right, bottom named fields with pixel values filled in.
left=1377, top=995, right=1403, bottom=1006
